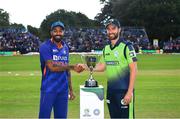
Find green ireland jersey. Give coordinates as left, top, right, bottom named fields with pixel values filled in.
left=100, top=38, right=137, bottom=90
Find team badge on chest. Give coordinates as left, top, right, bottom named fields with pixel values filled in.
left=114, top=51, right=119, bottom=58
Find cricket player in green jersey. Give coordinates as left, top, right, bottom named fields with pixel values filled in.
left=82, top=18, right=138, bottom=118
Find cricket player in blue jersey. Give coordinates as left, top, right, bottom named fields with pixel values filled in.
left=39, top=21, right=84, bottom=118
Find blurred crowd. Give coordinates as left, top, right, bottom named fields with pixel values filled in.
left=64, top=28, right=108, bottom=52
left=122, top=27, right=150, bottom=52
left=0, top=28, right=40, bottom=54
left=0, top=27, right=179, bottom=54
left=162, top=37, right=180, bottom=53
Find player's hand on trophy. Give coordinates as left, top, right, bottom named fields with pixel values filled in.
left=74, top=64, right=85, bottom=73
left=77, top=64, right=88, bottom=71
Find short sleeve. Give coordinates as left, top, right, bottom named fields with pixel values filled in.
left=39, top=44, right=52, bottom=62
left=125, top=44, right=137, bottom=64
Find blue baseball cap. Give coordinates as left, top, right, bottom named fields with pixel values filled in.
left=105, top=19, right=121, bottom=28
left=51, top=21, right=65, bottom=30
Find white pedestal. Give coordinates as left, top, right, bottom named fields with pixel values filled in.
left=80, top=85, right=104, bottom=119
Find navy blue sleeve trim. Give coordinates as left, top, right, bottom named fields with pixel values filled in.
left=124, top=42, right=132, bottom=59
left=103, top=47, right=105, bottom=58
left=127, top=44, right=134, bottom=51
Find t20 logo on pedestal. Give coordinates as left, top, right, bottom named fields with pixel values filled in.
left=83, top=109, right=91, bottom=117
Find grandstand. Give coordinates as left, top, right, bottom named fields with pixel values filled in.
left=0, top=28, right=40, bottom=54
left=0, top=27, right=179, bottom=54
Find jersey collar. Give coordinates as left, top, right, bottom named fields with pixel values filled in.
left=49, top=39, right=65, bottom=49
left=110, top=37, right=124, bottom=50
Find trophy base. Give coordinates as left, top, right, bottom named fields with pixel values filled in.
left=85, top=80, right=98, bottom=87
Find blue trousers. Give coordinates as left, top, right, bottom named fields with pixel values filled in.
left=107, top=90, right=135, bottom=118
left=39, top=92, right=68, bottom=118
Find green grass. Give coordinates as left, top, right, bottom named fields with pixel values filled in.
left=0, top=54, right=180, bottom=118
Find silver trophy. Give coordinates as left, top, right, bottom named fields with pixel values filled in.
left=81, top=54, right=101, bottom=87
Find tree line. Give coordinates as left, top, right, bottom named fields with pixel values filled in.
left=96, top=0, right=180, bottom=40
left=0, top=9, right=100, bottom=40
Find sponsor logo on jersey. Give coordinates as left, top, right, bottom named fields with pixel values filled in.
left=105, top=53, right=110, bottom=56
left=52, top=49, right=58, bottom=53
left=114, top=51, right=119, bottom=58
left=53, top=55, right=68, bottom=61
left=106, top=61, right=119, bottom=65
left=63, top=50, right=66, bottom=54
left=129, top=51, right=136, bottom=57
left=121, top=105, right=128, bottom=109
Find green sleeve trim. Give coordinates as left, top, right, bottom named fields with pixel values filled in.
left=129, top=95, right=134, bottom=118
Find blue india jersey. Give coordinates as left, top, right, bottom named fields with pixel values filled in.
left=39, top=39, right=69, bottom=93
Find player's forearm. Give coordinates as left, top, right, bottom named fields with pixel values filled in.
left=93, top=63, right=106, bottom=72
left=127, top=73, right=136, bottom=94
left=69, top=83, right=73, bottom=92
left=127, top=62, right=137, bottom=94
left=52, top=65, right=74, bottom=72
left=68, top=71, right=73, bottom=91
left=46, top=60, right=74, bottom=72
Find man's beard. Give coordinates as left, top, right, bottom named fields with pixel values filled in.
left=53, top=35, right=63, bottom=43
left=107, top=33, right=119, bottom=41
